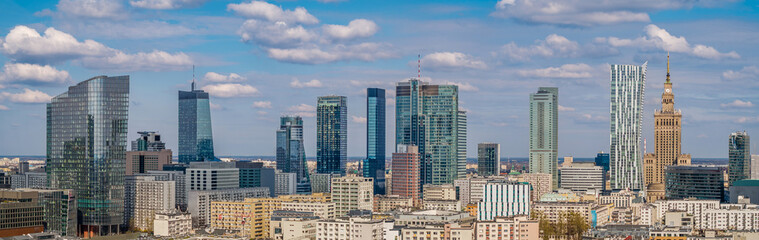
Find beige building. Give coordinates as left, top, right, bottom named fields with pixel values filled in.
left=374, top=195, right=414, bottom=212
left=423, top=184, right=457, bottom=201
left=474, top=216, right=539, bottom=240
left=126, top=149, right=172, bottom=175
left=153, top=210, right=192, bottom=237
left=422, top=200, right=461, bottom=211
left=400, top=223, right=474, bottom=240
left=270, top=216, right=318, bottom=240
left=133, top=179, right=175, bottom=231
left=316, top=217, right=383, bottom=240
left=533, top=202, right=611, bottom=227
left=331, top=176, right=373, bottom=216
left=520, top=173, right=552, bottom=202
left=644, top=55, right=691, bottom=202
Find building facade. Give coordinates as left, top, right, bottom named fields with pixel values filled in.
left=474, top=216, right=539, bottom=240
left=529, top=87, right=559, bottom=189
left=477, top=143, right=500, bottom=177
left=0, top=191, right=44, bottom=237
left=187, top=187, right=269, bottom=227
left=391, top=145, right=421, bottom=206
left=10, top=172, right=46, bottom=189
left=331, top=176, right=373, bottom=217
left=610, top=63, right=647, bottom=190
left=178, top=81, right=215, bottom=163
left=275, top=172, right=297, bottom=196
left=316, top=217, right=384, bottom=240
left=477, top=181, right=530, bottom=221
left=559, top=162, right=605, bottom=192
left=133, top=179, right=175, bottom=231
left=186, top=162, right=239, bottom=191
left=277, top=116, right=311, bottom=194
left=153, top=210, right=191, bottom=237
left=365, top=88, right=386, bottom=195
left=665, top=165, right=724, bottom=200
left=317, top=96, right=348, bottom=175
left=126, top=132, right=172, bottom=176
left=47, top=75, right=129, bottom=237
left=729, top=131, right=750, bottom=185
left=311, top=173, right=340, bottom=193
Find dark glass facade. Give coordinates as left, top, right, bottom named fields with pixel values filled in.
left=728, top=131, right=750, bottom=185
left=236, top=161, right=276, bottom=196
left=477, top=143, right=500, bottom=176
left=665, top=165, right=724, bottom=200
left=316, top=96, right=347, bottom=175
left=277, top=116, right=311, bottom=193
left=595, top=152, right=610, bottom=173
left=364, top=88, right=386, bottom=195
left=178, top=87, right=215, bottom=163
left=46, top=75, right=129, bottom=236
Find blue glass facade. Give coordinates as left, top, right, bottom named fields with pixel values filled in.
left=595, top=152, right=610, bottom=173
left=729, top=131, right=750, bottom=185
left=317, top=96, right=347, bottom=175
left=364, top=88, right=386, bottom=195
left=178, top=86, right=215, bottom=163
left=47, top=75, right=129, bottom=236
left=277, top=116, right=311, bottom=194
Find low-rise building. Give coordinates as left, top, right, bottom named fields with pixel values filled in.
left=269, top=212, right=318, bottom=240
left=316, top=217, right=383, bottom=240
left=10, top=172, right=46, bottom=189
left=422, top=200, right=461, bottom=211
left=374, top=195, right=414, bottom=212
left=474, top=216, right=539, bottom=240
left=532, top=202, right=611, bottom=227
left=0, top=190, right=44, bottom=237
left=394, top=210, right=473, bottom=227
left=154, top=210, right=192, bottom=237
left=187, top=187, right=269, bottom=227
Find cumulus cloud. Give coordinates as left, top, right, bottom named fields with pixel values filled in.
left=0, top=104, right=8, bottom=110
left=721, top=100, right=754, bottom=108
left=351, top=115, right=367, bottom=123
left=497, top=34, right=617, bottom=61
left=129, top=0, right=208, bottom=9
left=0, top=63, right=69, bottom=85
left=290, top=79, right=323, bottom=88
left=252, top=101, right=272, bottom=108
left=599, top=24, right=739, bottom=60
left=722, top=66, right=759, bottom=81
left=203, top=72, right=245, bottom=83
left=558, top=105, right=576, bottom=112
left=202, top=83, right=260, bottom=98
left=492, top=0, right=724, bottom=27
left=80, top=50, right=192, bottom=71
left=266, top=42, right=395, bottom=64
left=288, top=103, right=316, bottom=117
left=736, top=116, right=759, bottom=124
left=0, top=88, right=53, bottom=103
left=238, top=20, right=315, bottom=48
left=576, top=113, right=607, bottom=124
left=323, top=19, right=378, bottom=41
left=227, top=1, right=318, bottom=25
left=443, top=81, right=479, bottom=92
left=418, top=52, right=486, bottom=71
left=518, top=63, right=594, bottom=78
left=56, top=0, right=126, bottom=19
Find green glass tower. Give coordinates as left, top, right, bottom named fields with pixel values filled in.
left=47, top=75, right=129, bottom=237
left=395, top=79, right=463, bottom=185
left=317, top=96, right=347, bottom=175
left=529, top=87, right=559, bottom=189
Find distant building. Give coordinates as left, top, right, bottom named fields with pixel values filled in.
left=665, top=165, right=724, bottom=200
left=126, top=140, right=172, bottom=176
left=529, top=87, right=559, bottom=189
left=153, top=210, right=191, bottom=237
left=521, top=173, right=552, bottom=202
left=133, top=178, right=175, bottom=231
left=131, top=131, right=166, bottom=151
left=277, top=116, right=311, bottom=194
left=331, top=176, right=373, bottom=217
left=610, top=63, right=647, bottom=190
left=187, top=187, right=269, bottom=227
left=595, top=152, right=610, bottom=173
left=316, top=217, right=384, bottom=240
left=559, top=162, right=604, bottom=192
left=474, top=216, right=539, bottom=240
left=729, top=131, right=750, bottom=185
left=455, top=176, right=497, bottom=205
left=317, top=96, right=348, bottom=175
left=730, top=180, right=759, bottom=204
left=275, top=172, right=297, bottom=196
left=477, top=181, right=530, bottom=221
left=270, top=213, right=319, bottom=240
left=186, top=162, right=239, bottom=191
left=178, top=80, right=216, bottom=163
left=391, top=145, right=421, bottom=206
left=365, top=88, right=386, bottom=195
left=752, top=155, right=759, bottom=179
left=477, top=143, right=500, bottom=177
left=374, top=195, right=414, bottom=212
left=311, top=173, right=340, bottom=193
left=139, top=170, right=187, bottom=211
left=10, top=172, right=46, bottom=189
left=533, top=201, right=611, bottom=228
left=422, top=184, right=460, bottom=211
left=236, top=161, right=275, bottom=197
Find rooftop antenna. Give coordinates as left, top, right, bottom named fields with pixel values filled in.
left=418, top=54, right=421, bottom=79
left=191, top=65, right=196, bottom=91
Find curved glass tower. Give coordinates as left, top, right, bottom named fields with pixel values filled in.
left=178, top=83, right=215, bottom=163
left=277, top=116, right=311, bottom=194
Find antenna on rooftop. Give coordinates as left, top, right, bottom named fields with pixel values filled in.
left=418, top=54, right=421, bottom=79
left=191, top=65, right=196, bottom=91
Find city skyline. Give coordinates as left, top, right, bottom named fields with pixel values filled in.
left=1, top=1, right=759, bottom=158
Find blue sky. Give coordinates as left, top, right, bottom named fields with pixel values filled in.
left=0, top=0, right=758, bottom=158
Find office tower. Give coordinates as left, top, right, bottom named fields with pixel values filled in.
left=458, top=110, right=468, bottom=179
left=235, top=161, right=275, bottom=196
left=0, top=190, right=44, bottom=237
left=729, top=131, right=750, bottom=185
left=665, top=166, right=724, bottom=200
left=275, top=172, right=297, bottom=196
left=276, top=116, right=311, bottom=194
left=396, top=79, right=463, bottom=185
left=595, top=152, right=610, bottom=173
left=331, top=176, right=373, bottom=217
left=18, top=161, right=29, bottom=174
left=186, top=162, right=239, bottom=191
left=178, top=79, right=215, bottom=164
left=529, top=87, right=559, bottom=189
left=47, top=75, right=129, bottom=237
left=126, top=132, right=172, bottom=175
left=643, top=55, right=691, bottom=201
left=477, top=181, right=530, bottom=221
left=311, top=173, right=340, bottom=193
left=364, top=88, right=386, bottom=195
left=478, top=143, right=501, bottom=176
left=316, top=96, right=348, bottom=175
left=391, top=145, right=421, bottom=206
left=558, top=162, right=604, bottom=192
left=610, top=62, right=647, bottom=190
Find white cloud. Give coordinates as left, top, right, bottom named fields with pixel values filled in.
left=266, top=42, right=395, bottom=64
left=443, top=81, right=479, bottom=92
left=80, top=50, right=192, bottom=72
left=351, top=115, right=367, bottom=123
left=736, top=116, right=759, bottom=124
left=576, top=113, right=607, bottom=123
left=227, top=1, right=318, bottom=25
left=722, top=66, right=759, bottom=81
left=419, top=52, right=486, bottom=71
left=0, top=104, right=8, bottom=110
left=252, top=101, right=272, bottom=108
left=257, top=110, right=267, bottom=115
left=721, top=100, right=754, bottom=108
left=492, top=0, right=724, bottom=27
left=57, top=0, right=126, bottom=19
left=0, top=89, right=53, bottom=103
left=558, top=105, right=576, bottom=111
left=0, top=63, right=69, bottom=85
left=599, top=24, right=739, bottom=60
left=203, top=72, right=245, bottom=83
left=290, top=79, right=323, bottom=88
left=202, top=83, right=260, bottom=98
left=518, top=63, right=594, bottom=78
left=238, top=20, right=315, bottom=48
left=323, top=19, right=378, bottom=41
left=129, top=0, right=208, bottom=9
left=288, top=103, right=316, bottom=117
left=209, top=102, right=223, bottom=110
left=497, top=34, right=617, bottom=61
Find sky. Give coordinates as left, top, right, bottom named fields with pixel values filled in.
left=0, top=0, right=758, bottom=158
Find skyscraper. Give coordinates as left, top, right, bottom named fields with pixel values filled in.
left=178, top=80, right=215, bottom=163
left=317, top=96, right=348, bottom=175
left=276, top=116, right=311, bottom=194
left=395, top=79, right=463, bottom=185
left=131, top=131, right=166, bottom=151
left=47, top=75, right=129, bottom=237
left=477, top=143, right=500, bottom=177
left=529, top=87, right=559, bottom=189
left=364, top=88, right=386, bottom=195
left=643, top=55, right=691, bottom=202
left=458, top=110, right=467, bottom=179
left=610, top=62, right=647, bottom=190
left=391, top=145, right=421, bottom=206
left=729, top=131, right=750, bottom=185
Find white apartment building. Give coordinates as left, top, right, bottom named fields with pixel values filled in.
left=654, top=199, right=720, bottom=229
left=559, top=162, right=604, bottom=192
left=316, top=217, right=383, bottom=240
left=276, top=172, right=297, bottom=196
left=280, top=201, right=336, bottom=220
left=422, top=200, right=462, bottom=211
left=477, top=181, right=530, bottom=221
left=701, top=206, right=759, bottom=231
left=270, top=217, right=318, bottom=240
left=154, top=210, right=192, bottom=237
left=331, top=176, right=373, bottom=217
left=134, top=179, right=175, bottom=231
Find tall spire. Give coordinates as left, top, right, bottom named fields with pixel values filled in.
left=418, top=54, right=421, bottom=79
left=191, top=65, right=196, bottom=91
left=666, top=52, right=670, bottom=83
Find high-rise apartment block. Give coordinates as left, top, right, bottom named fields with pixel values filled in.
left=47, top=75, right=129, bottom=237
left=275, top=172, right=297, bottom=196
left=610, top=63, right=647, bottom=190
left=178, top=81, right=215, bottom=163
left=391, top=145, right=421, bottom=206
left=317, top=96, right=348, bottom=175
left=477, top=181, right=530, bottom=221
left=529, top=87, right=559, bottom=189
left=558, top=162, right=604, bottom=192
left=277, top=116, right=311, bottom=194
left=478, top=143, right=500, bottom=177
left=365, top=88, right=386, bottom=195
left=729, top=131, right=750, bottom=185
left=331, top=176, right=373, bottom=217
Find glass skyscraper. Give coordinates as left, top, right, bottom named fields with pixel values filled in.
left=396, top=79, right=463, bottom=185
left=529, top=87, right=559, bottom=189
left=364, top=88, right=386, bottom=195
left=47, top=75, right=129, bottom=237
left=610, top=62, right=647, bottom=190
left=178, top=82, right=215, bottom=163
left=729, top=131, right=750, bottom=185
left=477, top=143, right=500, bottom=177
left=276, top=116, right=311, bottom=194
left=317, top=96, right=347, bottom=175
